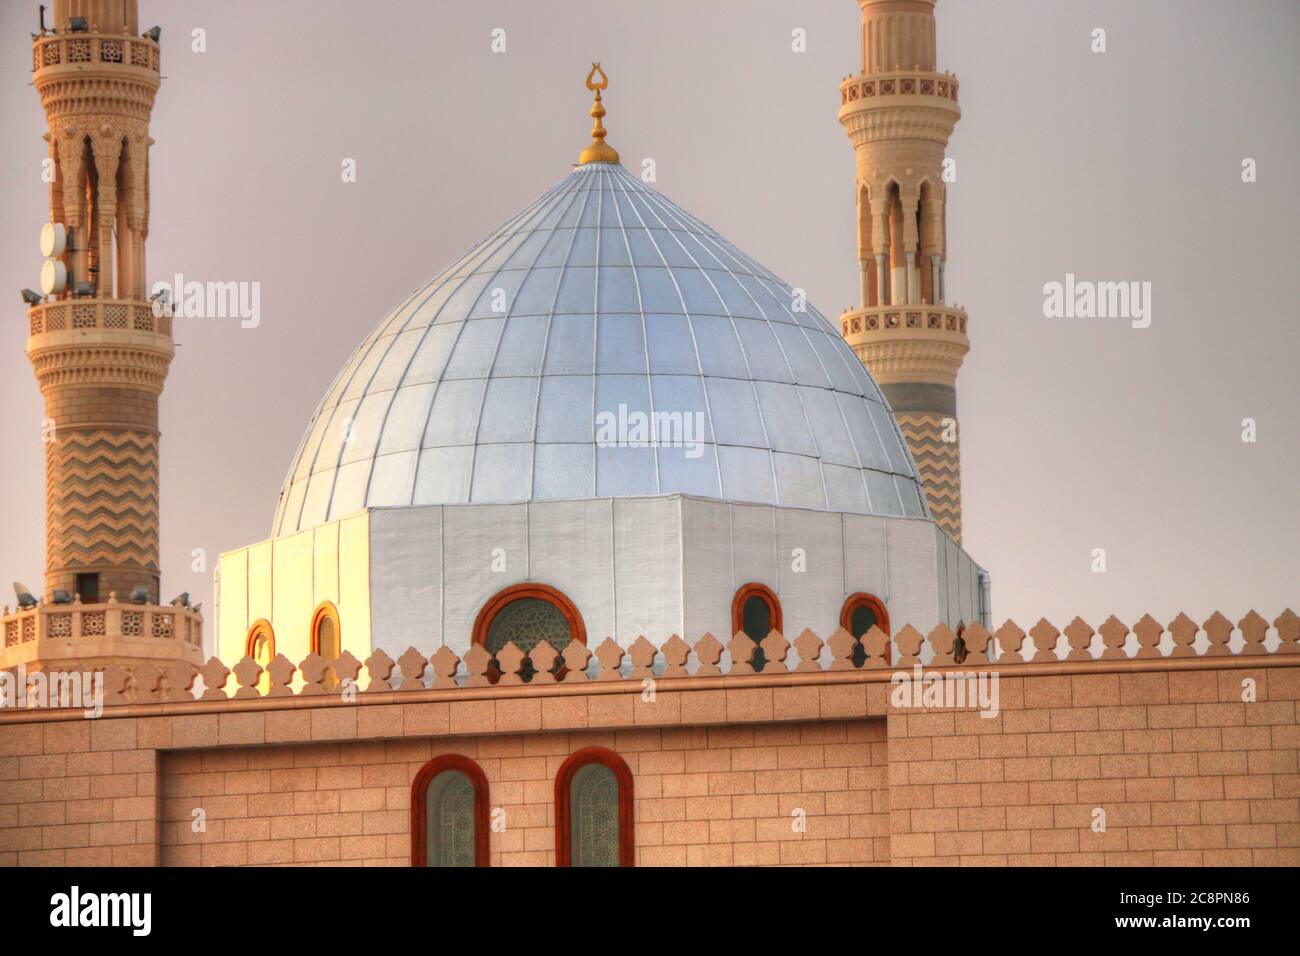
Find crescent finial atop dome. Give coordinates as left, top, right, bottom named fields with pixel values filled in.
left=578, top=63, right=620, bottom=165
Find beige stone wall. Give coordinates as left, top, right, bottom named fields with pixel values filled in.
left=2, top=615, right=1296, bottom=867
left=889, top=667, right=1300, bottom=865
left=158, top=720, right=889, bottom=867
left=0, top=717, right=159, bottom=866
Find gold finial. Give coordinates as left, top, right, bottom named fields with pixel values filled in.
left=579, top=63, right=620, bottom=165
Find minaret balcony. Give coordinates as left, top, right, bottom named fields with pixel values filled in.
left=27, top=298, right=170, bottom=339
left=841, top=302, right=967, bottom=338
left=839, top=69, right=960, bottom=109
left=837, top=69, right=961, bottom=141
left=1, top=599, right=203, bottom=671
left=32, top=31, right=159, bottom=77
left=26, top=298, right=175, bottom=394
left=840, top=303, right=969, bottom=385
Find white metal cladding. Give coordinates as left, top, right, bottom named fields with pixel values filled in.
left=362, top=497, right=950, bottom=658
left=273, top=162, right=930, bottom=536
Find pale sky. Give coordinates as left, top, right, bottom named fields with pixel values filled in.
left=1, top=0, right=1296, bottom=655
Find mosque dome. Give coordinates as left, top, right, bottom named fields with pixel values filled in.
left=272, top=160, right=929, bottom=537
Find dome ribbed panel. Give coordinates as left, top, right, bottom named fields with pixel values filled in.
left=272, top=164, right=928, bottom=536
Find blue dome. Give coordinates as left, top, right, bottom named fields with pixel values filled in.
left=273, top=162, right=928, bottom=536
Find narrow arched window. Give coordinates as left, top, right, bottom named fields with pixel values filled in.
left=556, top=748, right=633, bottom=867
left=732, top=583, right=782, bottom=640
left=411, top=755, right=489, bottom=867
left=245, top=620, right=276, bottom=694
left=841, top=593, right=890, bottom=666
left=732, top=583, right=782, bottom=670
left=310, top=601, right=341, bottom=691
left=917, top=180, right=938, bottom=304
left=245, top=619, right=275, bottom=666
left=473, top=583, right=585, bottom=681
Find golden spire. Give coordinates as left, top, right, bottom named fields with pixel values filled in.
left=578, top=63, right=620, bottom=165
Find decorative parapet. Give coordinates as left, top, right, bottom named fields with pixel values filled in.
left=26, top=298, right=175, bottom=395
left=837, top=70, right=961, bottom=147
left=839, top=70, right=960, bottom=106
left=0, top=599, right=203, bottom=665
left=27, top=299, right=170, bottom=338
left=32, top=32, right=159, bottom=75
left=840, top=304, right=969, bottom=386
left=842, top=304, right=967, bottom=338
left=38, top=609, right=1298, bottom=709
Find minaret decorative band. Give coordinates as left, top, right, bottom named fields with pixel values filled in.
left=28, top=3, right=171, bottom=601
left=838, top=0, right=969, bottom=543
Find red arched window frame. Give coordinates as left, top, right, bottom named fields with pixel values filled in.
left=840, top=592, right=891, bottom=665
left=309, top=601, right=341, bottom=657
left=472, top=582, right=587, bottom=649
left=244, top=619, right=275, bottom=660
left=309, top=601, right=342, bottom=690
left=731, top=582, right=782, bottom=638
left=555, top=747, right=634, bottom=867
left=410, top=754, right=490, bottom=867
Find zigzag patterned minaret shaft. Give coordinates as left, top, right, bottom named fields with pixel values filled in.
left=27, top=0, right=171, bottom=601
left=837, top=0, right=970, bottom=543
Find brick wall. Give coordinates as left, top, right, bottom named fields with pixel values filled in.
left=0, top=716, right=160, bottom=866
left=888, top=666, right=1300, bottom=865
left=159, top=720, right=889, bottom=866
left=3, top=629, right=1298, bottom=867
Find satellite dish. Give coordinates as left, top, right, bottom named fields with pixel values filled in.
left=40, top=258, right=67, bottom=295
left=39, top=222, right=66, bottom=259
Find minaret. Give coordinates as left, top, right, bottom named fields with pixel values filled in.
left=2, top=2, right=202, bottom=676
left=837, top=0, right=969, bottom=542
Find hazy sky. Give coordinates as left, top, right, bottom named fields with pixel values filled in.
left=1, top=0, right=1296, bottom=653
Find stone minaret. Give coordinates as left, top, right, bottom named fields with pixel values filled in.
left=30, top=0, right=169, bottom=603
left=2, top=2, right=201, bottom=676
left=838, top=0, right=970, bottom=542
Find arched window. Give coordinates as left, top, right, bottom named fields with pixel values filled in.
left=886, top=181, right=904, bottom=305
left=917, top=180, right=937, bottom=304
left=245, top=619, right=275, bottom=665
left=473, top=583, right=585, bottom=681
left=411, top=755, right=489, bottom=867
left=555, top=748, right=633, bottom=867
left=858, top=183, right=877, bottom=306
left=732, top=583, right=782, bottom=640
left=245, top=620, right=276, bottom=694
left=310, top=601, right=341, bottom=691
left=732, top=583, right=782, bottom=670
left=841, top=593, right=890, bottom=667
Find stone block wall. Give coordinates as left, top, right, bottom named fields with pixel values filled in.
left=2, top=612, right=1297, bottom=867
left=888, top=666, right=1300, bottom=865
left=159, top=720, right=889, bottom=867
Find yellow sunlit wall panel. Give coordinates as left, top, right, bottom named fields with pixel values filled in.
left=246, top=541, right=274, bottom=631
left=214, top=512, right=372, bottom=673
left=314, top=520, right=340, bottom=609
left=217, top=548, right=248, bottom=664
left=337, top=512, right=372, bottom=664
left=272, top=529, right=315, bottom=663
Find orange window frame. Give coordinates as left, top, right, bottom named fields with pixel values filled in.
left=244, top=619, right=275, bottom=661
left=410, top=754, right=490, bottom=867
left=840, top=592, right=891, bottom=665
left=309, top=600, right=341, bottom=657
left=731, top=582, right=783, bottom=638
left=554, top=747, right=634, bottom=867
left=471, top=582, right=587, bottom=649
